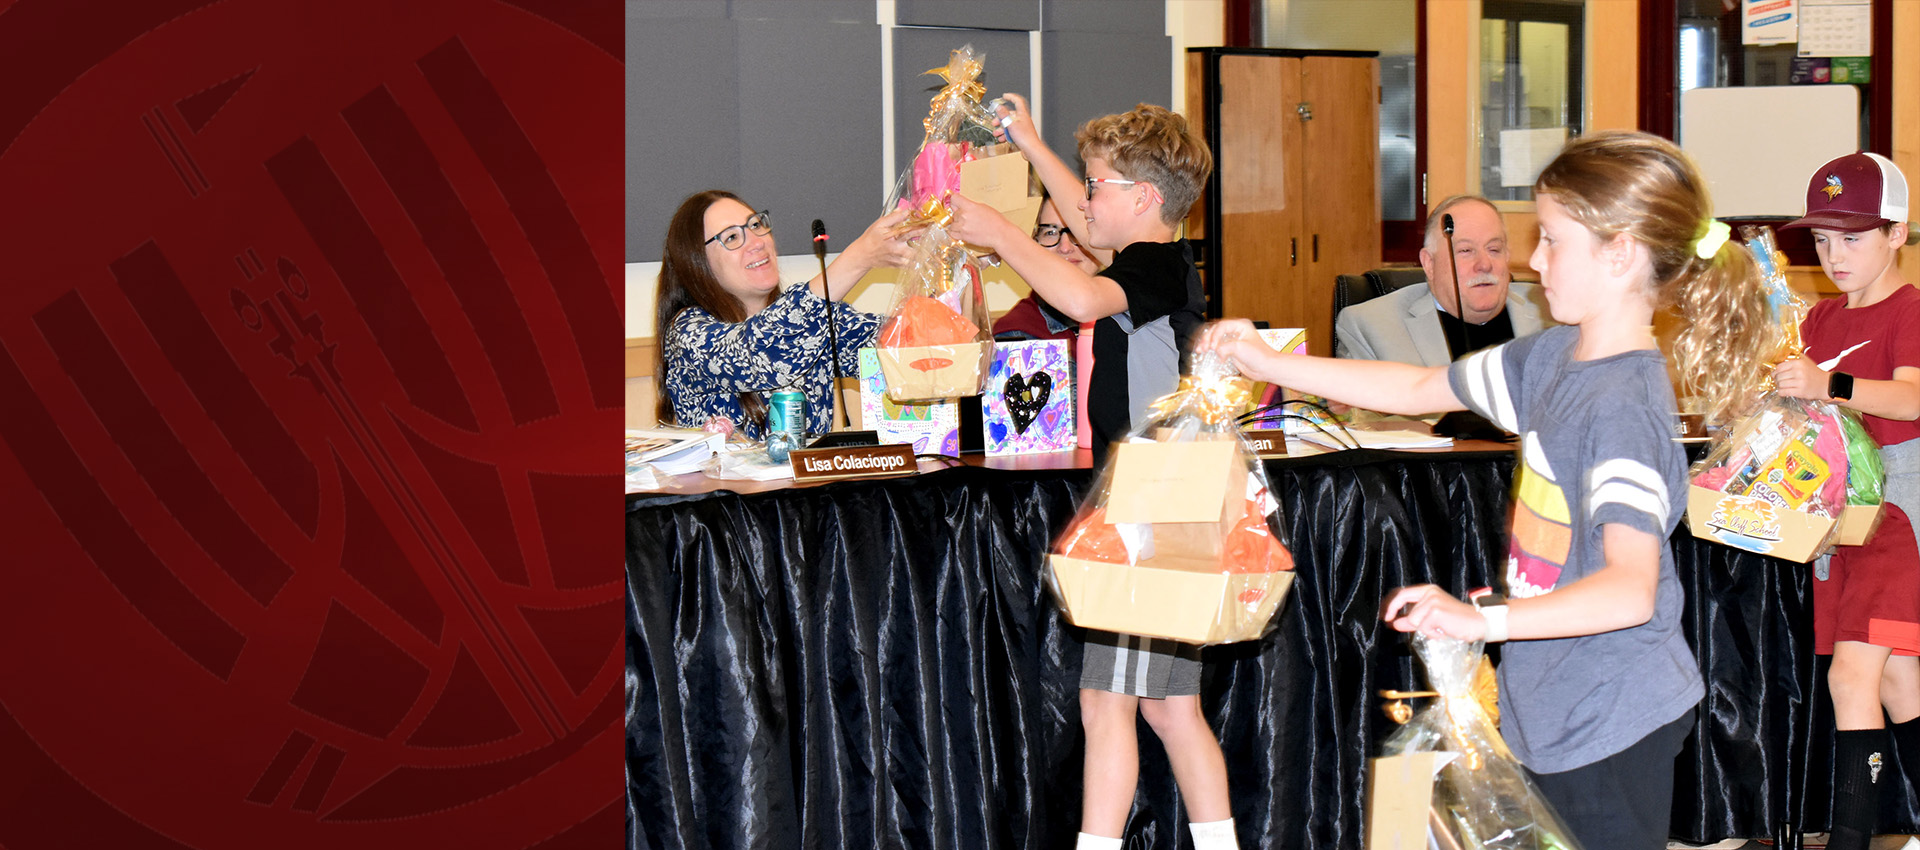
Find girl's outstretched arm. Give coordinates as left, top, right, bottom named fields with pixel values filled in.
left=1198, top=319, right=1465, bottom=416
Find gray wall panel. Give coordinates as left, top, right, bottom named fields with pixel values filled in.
left=626, top=0, right=726, bottom=20
left=737, top=19, right=883, bottom=254
left=628, top=16, right=738, bottom=261
left=1044, top=0, right=1162, bottom=35
left=895, top=0, right=1039, bottom=31
left=1040, top=31, right=1173, bottom=169
left=731, top=0, right=870, bottom=23
left=893, top=28, right=1030, bottom=182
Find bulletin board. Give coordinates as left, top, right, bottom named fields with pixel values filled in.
left=1679, top=84, right=1860, bottom=218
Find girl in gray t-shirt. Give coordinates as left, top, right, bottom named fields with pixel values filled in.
left=1200, top=130, right=1780, bottom=850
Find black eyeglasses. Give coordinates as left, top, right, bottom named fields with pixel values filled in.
left=1032, top=223, right=1078, bottom=248
left=704, top=210, right=772, bottom=251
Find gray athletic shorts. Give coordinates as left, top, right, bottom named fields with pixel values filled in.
left=1079, top=630, right=1203, bottom=698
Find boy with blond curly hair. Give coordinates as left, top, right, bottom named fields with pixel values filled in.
left=948, top=99, right=1233, bottom=850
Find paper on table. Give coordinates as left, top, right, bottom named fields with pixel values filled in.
left=627, top=429, right=724, bottom=475
left=1297, top=427, right=1453, bottom=451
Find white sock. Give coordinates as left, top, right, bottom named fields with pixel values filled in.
left=1189, top=818, right=1238, bottom=850
left=1074, top=833, right=1123, bottom=850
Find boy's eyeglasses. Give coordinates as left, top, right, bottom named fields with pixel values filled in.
left=1032, top=223, right=1079, bottom=248
left=705, top=210, right=773, bottom=250
left=1084, top=177, right=1143, bottom=199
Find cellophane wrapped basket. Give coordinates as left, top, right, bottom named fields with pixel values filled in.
left=1685, top=226, right=1884, bottom=560
left=874, top=44, right=1026, bottom=401
left=1379, top=634, right=1584, bottom=850
left=1044, top=353, right=1296, bottom=645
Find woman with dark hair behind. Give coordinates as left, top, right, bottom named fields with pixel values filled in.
left=653, top=190, right=917, bottom=437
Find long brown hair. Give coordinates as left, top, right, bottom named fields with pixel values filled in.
left=654, top=189, right=769, bottom=429
left=1533, top=130, right=1776, bottom=425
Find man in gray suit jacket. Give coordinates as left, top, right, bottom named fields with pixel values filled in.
left=1334, top=195, right=1553, bottom=366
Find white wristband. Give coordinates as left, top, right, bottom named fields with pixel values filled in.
left=1479, top=604, right=1509, bottom=643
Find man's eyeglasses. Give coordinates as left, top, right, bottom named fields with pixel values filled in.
left=705, top=210, right=773, bottom=250
left=1084, top=177, right=1143, bottom=200
left=1032, top=223, right=1078, bottom=248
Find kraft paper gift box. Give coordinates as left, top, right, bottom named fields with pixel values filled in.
left=859, top=348, right=960, bottom=455
left=875, top=341, right=992, bottom=402
left=1687, top=486, right=1840, bottom=563
left=982, top=339, right=1075, bottom=455
left=1835, top=502, right=1886, bottom=547
left=1049, top=439, right=1294, bottom=645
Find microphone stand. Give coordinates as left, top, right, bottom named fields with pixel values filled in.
left=1442, top=213, right=1468, bottom=359
left=811, top=220, right=847, bottom=432
left=1432, top=211, right=1511, bottom=442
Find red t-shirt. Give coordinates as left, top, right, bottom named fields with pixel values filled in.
left=1801, top=283, right=1920, bottom=447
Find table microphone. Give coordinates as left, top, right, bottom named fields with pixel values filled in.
left=811, top=219, right=848, bottom=432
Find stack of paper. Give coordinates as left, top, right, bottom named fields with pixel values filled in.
left=1296, top=427, right=1453, bottom=451
left=626, top=429, right=725, bottom=476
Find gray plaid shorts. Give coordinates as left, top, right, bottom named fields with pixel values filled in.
left=1079, top=630, right=1203, bottom=698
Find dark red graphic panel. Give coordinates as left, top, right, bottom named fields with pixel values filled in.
left=0, top=0, right=621, bottom=847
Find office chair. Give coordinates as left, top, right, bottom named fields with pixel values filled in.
left=1330, top=266, right=1426, bottom=355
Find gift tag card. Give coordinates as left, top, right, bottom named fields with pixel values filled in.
left=1106, top=441, right=1236, bottom=524
left=958, top=150, right=1033, bottom=213
left=1365, top=752, right=1457, bottom=850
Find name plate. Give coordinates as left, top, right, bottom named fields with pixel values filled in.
left=790, top=444, right=918, bottom=482
left=1243, top=429, right=1289, bottom=458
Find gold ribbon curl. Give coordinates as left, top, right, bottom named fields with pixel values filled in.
left=922, top=50, right=988, bottom=141
left=1149, top=374, right=1254, bottom=426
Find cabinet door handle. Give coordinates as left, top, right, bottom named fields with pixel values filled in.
left=1290, top=237, right=1297, bottom=266
left=1312, top=234, right=1320, bottom=262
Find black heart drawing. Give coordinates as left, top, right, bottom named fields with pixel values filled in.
left=1003, top=371, right=1052, bottom=434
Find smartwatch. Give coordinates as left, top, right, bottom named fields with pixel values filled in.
left=1829, top=370, right=1855, bottom=403
left=1468, top=587, right=1510, bottom=643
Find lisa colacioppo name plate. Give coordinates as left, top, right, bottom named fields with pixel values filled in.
left=789, top=443, right=918, bottom=482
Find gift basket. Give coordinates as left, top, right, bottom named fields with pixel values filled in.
left=875, top=45, right=1041, bottom=401
left=1685, top=226, right=1884, bottom=561
left=1370, top=635, right=1583, bottom=850
left=1045, top=352, right=1296, bottom=645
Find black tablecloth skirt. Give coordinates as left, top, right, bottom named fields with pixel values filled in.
left=627, top=451, right=1920, bottom=849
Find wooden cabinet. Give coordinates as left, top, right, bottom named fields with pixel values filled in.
left=1186, top=48, right=1381, bottom=356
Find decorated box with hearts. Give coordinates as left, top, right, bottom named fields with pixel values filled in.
left=982, top=339, right=1075, bottom=455
left=858, top=348, right=961, bottom=455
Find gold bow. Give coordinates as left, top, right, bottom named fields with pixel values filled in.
left=896, top=194, right=954, bottom=232
left=922, top=50, right=987, bottom=141
left=1149, top=374, right=1254, bottom=425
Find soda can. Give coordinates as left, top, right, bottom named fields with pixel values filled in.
left=769, top=390, right=807, bottom=439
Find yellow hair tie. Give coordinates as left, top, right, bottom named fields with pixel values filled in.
left=1694, top=219, right=1731, bottom=260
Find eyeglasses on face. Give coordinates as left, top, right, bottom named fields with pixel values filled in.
left=1084, top=177, right=1143, bottom=200
left=1032, top=223, right=1079, bottom=248
left=705, top=210, right=773, bottom=250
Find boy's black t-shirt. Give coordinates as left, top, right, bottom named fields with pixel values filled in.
left=1086, top=239, right=1207, bottom=459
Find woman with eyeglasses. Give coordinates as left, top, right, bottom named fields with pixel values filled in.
left=991, top=195, right=1114, bottom=341
left=653, top=190, right=917, bottom=437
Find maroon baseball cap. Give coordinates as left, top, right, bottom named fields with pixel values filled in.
left=1782, top=152, right=1910, bottom=232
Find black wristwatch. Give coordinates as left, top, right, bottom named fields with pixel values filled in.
left=1828, top=370, right=1855, bottom=403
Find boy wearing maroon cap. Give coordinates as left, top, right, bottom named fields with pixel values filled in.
left=1773, top=151, right=1920, bottom=850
